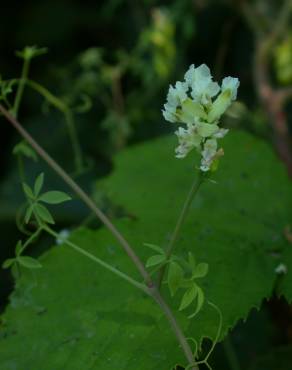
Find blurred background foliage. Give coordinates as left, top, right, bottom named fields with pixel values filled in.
left=0, top=0, right=292, bottom=369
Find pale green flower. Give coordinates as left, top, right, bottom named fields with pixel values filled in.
left=196, top=122, right=219, bottom=138
left=222, top=76, right=240, bottom=100
left=162, top=64, right=239, bottom=171
left=200, top=139, right=218, bottom=172
left=184, top=64, right=220, bottom=105
left=208, top=77, right=240, bottom=123
left=175, top=126, right=202, bottom=158
left=162, top=81, right=188, bottom=122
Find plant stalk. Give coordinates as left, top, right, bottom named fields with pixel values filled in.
left=13, top=57, right=30, bottom=118
left=19, top=227, right=43, bottom=255
left=157, top=173, right=205, bottom=287
left=149, top=286, right=199, bottom=370
left=24, top=79, right=83, bottom=173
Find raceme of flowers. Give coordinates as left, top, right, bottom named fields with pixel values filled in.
left=162, top=64, right=239, bottom=171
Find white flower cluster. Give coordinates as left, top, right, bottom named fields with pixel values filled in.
left=162, top=64, right=239, bottom=171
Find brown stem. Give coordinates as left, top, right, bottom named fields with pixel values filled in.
left=254, top=40, right=292, bottom=177
left=150, top=286, right=198, bottom=369
left=240, top=0, right=292, bottom=177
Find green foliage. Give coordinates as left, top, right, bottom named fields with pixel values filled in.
left=0, top=228, right=186, bottom=370
left=168, top=261, right=184, bottom=296
left=159, top=251, right=209, bottom=318
left=179, top=284, right=198, bottom=311
left=0, top=77, right=14, bottom=106
left=38, top=191, right=72, bottom=204
left=13, top=141, right=38, bottom=161
left=94, top=130, right=292, bottom=339
left=34, top=203, right=55, bottom=224
left=2, top=240, right=42, bottom=272
left=15, top=45, right=48, bottom=61
left=17, top=255, right=42, bottom=269
left=22, top=173, right=71, bottom=225
left=1, top=130, right=291, bottom=369
left=146, top=254, right=166, bottom=267
left=0, top=2, right=291, bottom=369
left=34, top=173, right=44, bottom=196
left=22, top=183, right=34, bottom=200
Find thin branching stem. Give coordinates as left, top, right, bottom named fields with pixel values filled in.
left=44, top=226, right=148, bottom=292
left=157, top=172, right=205, bottom=288
left=13, top=57, right=30, bottom=118
left=8, top=78, right=83, bottom=172
left=20, top=227, right=43, bottom=254
left=150, top=286, right=199, bottom=369
left=25, top=79, right=83, bottom=173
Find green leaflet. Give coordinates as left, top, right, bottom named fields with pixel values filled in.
left=192, top=263, right=208, bottom=279
left=22, top=183, right=34, bottom=200
left=13, top=141, right=38, bottom=162
left=34, top=203, right=55, bottom=224
left=188, top=286, right=204, bottom=319
left=146, top=254, right=166, bottom=267
left=179, top=284, right=198, bottom=311
left=38, top=191, right=72, bottom=204
left=17, top=256, right=42, bottom=269
left=168, top=261, right=184, bottom=296
left=34, top=172, right=44, bottom=197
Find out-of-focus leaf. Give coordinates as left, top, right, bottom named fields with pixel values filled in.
left=17, top=256, right=42, bottom=269
left=146, top=254, right=166, bottom=267
left=179, top=284, right=197, bottom=311
left=34, top=204, right=55, bottom=224
left=34, top=173, right=44, bottom=197
left=39, top=191, right=71, bottom=204
left=168, top=261, right=184, bottom=296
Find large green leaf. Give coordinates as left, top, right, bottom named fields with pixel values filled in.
left=1, top=130, right=291, bottom=369
left=0, top=228, right=186, bottom=370
left=95, top=130, right=292, bottom=333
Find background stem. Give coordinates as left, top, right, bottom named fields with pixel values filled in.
left=25, top=79, right=83, bottom=173
left=13, top=58, right=30, bottom=118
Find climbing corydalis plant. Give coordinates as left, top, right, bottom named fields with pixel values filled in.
left=162, top=64, right=239, bottom=171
